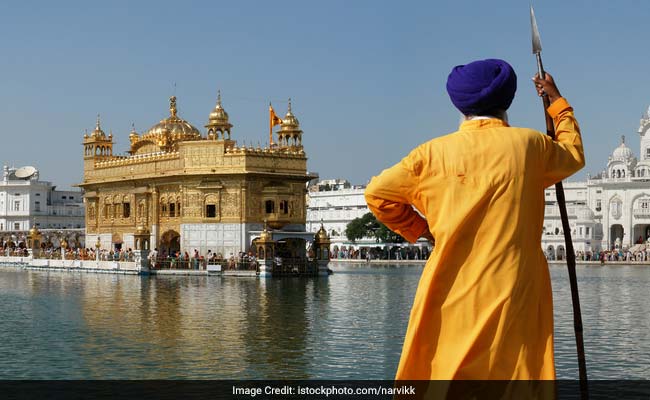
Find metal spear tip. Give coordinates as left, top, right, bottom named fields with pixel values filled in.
left=530, top=5, right=543, bottom=54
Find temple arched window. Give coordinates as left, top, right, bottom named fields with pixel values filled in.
left=121, top=196, right=131, bottom=218
left=265, top=200, right=275, bottom=214
left=639, top=199, right=650, bottom=209
left=160, top=197, right=168, bottom=217
left=169, top=203, right=176, bottom=217
left=279, top=200, right=289, bottom=215
left=205, top=194, right=218, bottom=218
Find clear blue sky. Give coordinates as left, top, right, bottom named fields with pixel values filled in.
left=1, top=0, right=648, bottom=189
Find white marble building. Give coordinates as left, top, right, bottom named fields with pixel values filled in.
left=0, top=165, right=85, bottom=232
left=542, top=106, right=650, bottom=259
left=306, top=179, right=368, bottom=243
left=306, top=179, right=431, bottom=259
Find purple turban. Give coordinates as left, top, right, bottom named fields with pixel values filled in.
left=446, top=59, right=517, bottom=115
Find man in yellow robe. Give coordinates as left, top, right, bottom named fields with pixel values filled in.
left=365, top=59, right=584, bottom=380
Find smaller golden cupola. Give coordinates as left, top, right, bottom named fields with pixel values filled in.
left=129, top=123, right=139, bottom=146
left=315, top=222, right=329, bottom=243
left=92, top=114, right=106, bottom=139
left=83, top=114, right=114, bottom=159
left=278, top=98, right=303, bottom=149
left=205, top=90, right=233, bottom=140
left=259, top=224, right=273, bottom=242
left=313, top=221, right=331, bottom=261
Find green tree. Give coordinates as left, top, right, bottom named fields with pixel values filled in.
left=345, top=212, right=404, bottom=243
left=345, top=214, right=369, bottom=242
left=375, top=223, right=405, bottom=243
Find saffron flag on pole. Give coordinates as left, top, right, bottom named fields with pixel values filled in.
left=269, top=103, right=283, bottom=145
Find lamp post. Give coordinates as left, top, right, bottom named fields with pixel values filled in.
left=95, top=237, right=101, bottom=261
left=60, top=237, right=68, bottom=260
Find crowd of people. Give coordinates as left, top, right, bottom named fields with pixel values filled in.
left=0, top=237, right=261, bottom=270
left=147, top=248, right=258, bottom=271
left=330, top=246, right=431, bottom=261
left=547, top=248, right=650, bottom=263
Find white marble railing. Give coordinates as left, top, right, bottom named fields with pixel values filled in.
left=544, top=206, right=578, bottom=217
left=633, top=208, right=650, bottom=217
left=0, top=256, right=145, bottom=274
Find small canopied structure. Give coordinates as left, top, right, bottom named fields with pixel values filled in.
left=608, top=135, right=636, bottom=179
left=313, top=222, right=331, bottom=261
left=313, top=223, right=332, bottom=276
left=133, top=226, right=150, bottom=250
left=27, top=226, right=42, bottom=257
left=205, top=90, right=233, bottom=140
left=83, top=115, right=114, bottom=159
left=277, top=99, right=303, bottom=149
left=256, top=223, right=276, bottom=261
left=255, top=221, right=277, bottom=277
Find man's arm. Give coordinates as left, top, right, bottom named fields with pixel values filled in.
left=364, top=153, right=429, bottom=243
left=533, top=72, right=585, bottom=186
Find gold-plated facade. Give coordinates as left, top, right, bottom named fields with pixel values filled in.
left=80, top=94, right=316, bottom=255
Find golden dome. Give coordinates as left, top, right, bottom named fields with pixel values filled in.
left=206, top=91, right=233, bottom=139
left=258, top=220, right=275, bottom=242
left=208, top=91, right=230, bottom=123
left=91, top=115, right=106, bottom=139
left=28, top=226, right=40, bottom=237
left=140, top=96, right=201, bottom=150
left=129, top=123, right=139, bottom=143
left=259, top=228, right=273, bottom=242
left=315, top=223, right=329, bottom=242
left=281, top=98, right=300, bottom=131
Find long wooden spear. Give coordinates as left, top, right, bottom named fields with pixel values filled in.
left=530, top=6, right=588, bottom=397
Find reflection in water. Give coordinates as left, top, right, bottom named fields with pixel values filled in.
left=552, top=265, right=650, bottom=379
left=243, top=279, right=310, bottom=379
left=0, top=264, right=648, bottom=379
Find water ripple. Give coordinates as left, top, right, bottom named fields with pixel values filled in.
left=0, top=264, right=647, bottom=379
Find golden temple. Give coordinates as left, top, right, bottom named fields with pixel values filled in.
left=79, top=93, right=319, bottom=261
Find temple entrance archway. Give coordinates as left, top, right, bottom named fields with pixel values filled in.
left=112, top=233, right=123, bottom=251
left=633, top=224, right=650, bottom=244
left=546, top=245, right=555, bottom=260
left=610, top=224, right=624, bottom=250
left=160, top=230, right=180, bottom=255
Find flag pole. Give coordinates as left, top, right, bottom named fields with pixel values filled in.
left=269, top=102, right=274, bottom=146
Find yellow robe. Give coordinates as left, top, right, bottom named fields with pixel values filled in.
left=365, top=98, right=584, bottom=380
